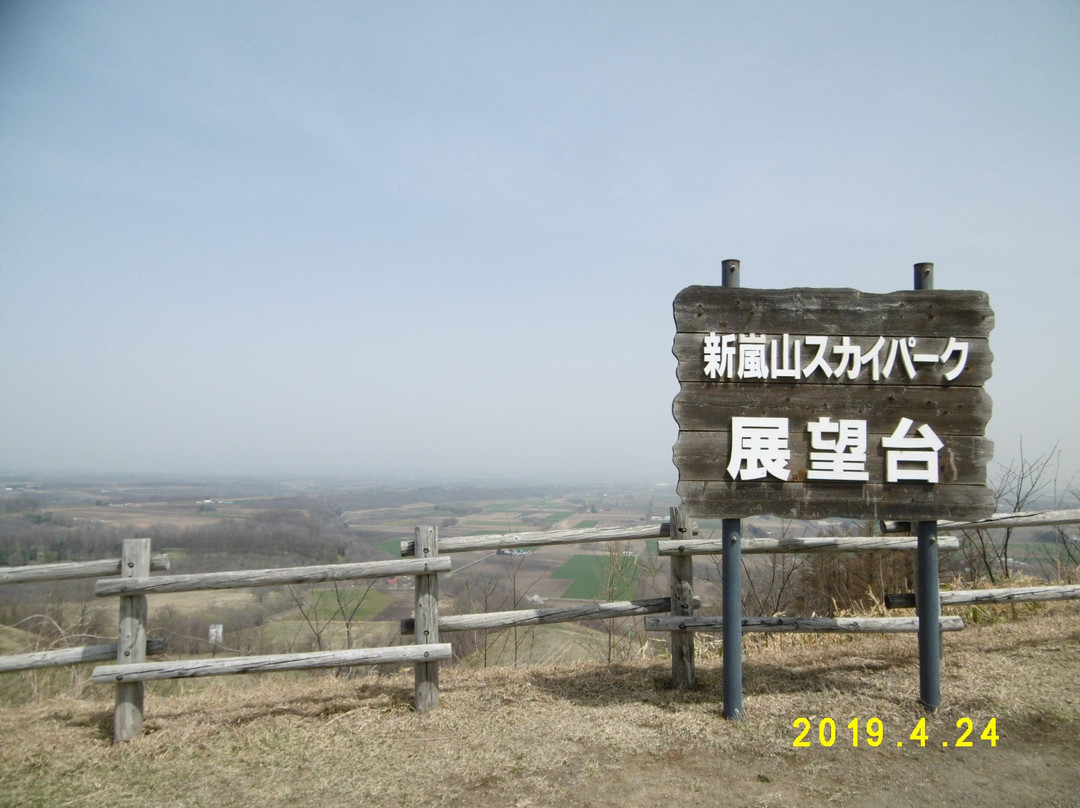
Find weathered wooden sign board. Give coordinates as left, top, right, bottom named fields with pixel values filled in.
left=672, top=287, right=995, bottom=520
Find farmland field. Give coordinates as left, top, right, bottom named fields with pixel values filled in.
left=0, top=477, right=681, bottom=669
left=552, top=553, right=640, bottom=600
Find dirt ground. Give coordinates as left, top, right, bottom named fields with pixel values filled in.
left=1, top=604, right=1077, bottom=808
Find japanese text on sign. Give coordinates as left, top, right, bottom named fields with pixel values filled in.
left=727, top=417, right=944, bottom=484
left=703, top=333, right=969, bottom=382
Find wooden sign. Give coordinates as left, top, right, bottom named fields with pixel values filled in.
left=672, top=287, right=995, bottom=521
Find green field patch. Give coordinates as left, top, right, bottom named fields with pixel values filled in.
left=482, top=501, right=537, bottom=513
left=551, top=554, right=639, bottom=600
left=543, top=511, right=577, bottom=525
left=374, top=538, right=405, bottom=557
left=573, top=519, right=599, bottom=529
left=380, top=517, right=435, bottom=527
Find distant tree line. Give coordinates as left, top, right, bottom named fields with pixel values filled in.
left=0, top=519, right=134, bottom=567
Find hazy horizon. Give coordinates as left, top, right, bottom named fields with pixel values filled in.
left=3, top=3, right=1079, bottom=485
left=0, top=467, right=677, bottom=490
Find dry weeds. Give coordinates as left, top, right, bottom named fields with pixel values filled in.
left=1, top=603, right=1078, bottom=808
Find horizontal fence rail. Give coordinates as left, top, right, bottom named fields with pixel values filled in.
left=645, top=615, right=966, bottom=634
left=92, top=644, right=453, bottom=684
left=94, top=557, right=450, bottom=597
left=886, top=584, right=1080, bottom=609
left=0, top=554, right=170, bottom=584
left=400, top=522, right=670, bottom=557
left=658, top=535, right=961, bottom=556
left=401, top=596, right=700, bottom=635
left=0, top=638, right=168, bottom=674
left=942, top=508, right=1080, bottom=531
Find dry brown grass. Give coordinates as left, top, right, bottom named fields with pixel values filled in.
left=1, top=603, right=1078, bottom=808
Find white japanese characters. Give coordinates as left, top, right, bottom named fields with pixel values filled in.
left=881, top=417, right=945, bottom=484
left=703, top=332, right=969, bottom=383
left=807, top=416, right=870, bottom=481
left=706, top=331, right=964, bottom=487
left=727, top=416, right=944, bottom=484
left=726, top=417, right=791, bottom=481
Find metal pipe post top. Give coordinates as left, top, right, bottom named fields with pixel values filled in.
left=914, top=262, right=934, bottom=291
left=722, top=259, right=740, bottom=289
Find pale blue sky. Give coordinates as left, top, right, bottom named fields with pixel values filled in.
left=2, top=2, right=1078, bottom=484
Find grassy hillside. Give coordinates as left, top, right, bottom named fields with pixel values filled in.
left=0, top=624, right=36, bottom=656
left=1, top=603, right=1077, bottom=808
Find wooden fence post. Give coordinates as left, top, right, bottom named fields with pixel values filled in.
left=669, top=507, right=695, bottom=689
left=114, top=538, right=150, bottom=742
left=413, top=526, right=440, bottom=713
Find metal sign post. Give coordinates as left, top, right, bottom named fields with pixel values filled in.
left=720, top=259, right=743, bottom=721
left=914, top=262, right=941, bottom=712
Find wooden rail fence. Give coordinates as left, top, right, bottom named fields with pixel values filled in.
left=393, top=512, right=979, bottom=692
left=2, top=508, right=1079, bottom=739
left=648, top=506, right=1080, bottom=701
left=1, top=534, right=452, bottom=741
left=397, top=520, right=687, bottom=664
left=644, top=508, right=972, bottom=693
left=0, top=552, right=171, bottom=674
